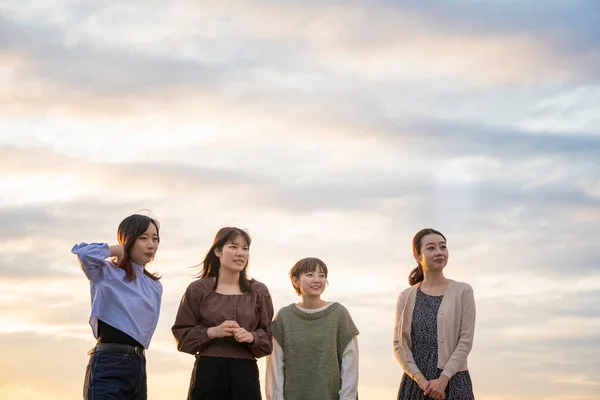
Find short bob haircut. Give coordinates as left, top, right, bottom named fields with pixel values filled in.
left=289, top=257, right=328, bottom=295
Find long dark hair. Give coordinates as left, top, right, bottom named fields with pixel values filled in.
left=408, top=228, right=446, bottom=285
left=197, top=227, right=253, bottom=293
left=117, top=214, right=161, bottom=282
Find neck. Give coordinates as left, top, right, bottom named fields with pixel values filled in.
left=218, top=269, right=240, bottom=286
left=421, top=270, right=448, bottom=286
left=299, top=295, right=326, bottom=309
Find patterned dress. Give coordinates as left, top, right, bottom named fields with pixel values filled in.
left=398, top=288, right=475, bottom=400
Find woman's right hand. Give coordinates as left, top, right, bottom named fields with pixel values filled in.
left=108, top=244, right=125, bottom=264
left=207, top=320, right=240, bottom=339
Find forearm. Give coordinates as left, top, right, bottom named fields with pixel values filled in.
left=265, top=339, right=284, bottom=400
left=249, top=328, right=273, bottom=358
left=442, top=288, right=476, bottom=378
left=339, top=337, right=359, bottom=399
left=172, top=324, right=213, bottom=354
left=71, top=242, right=111, bottom=280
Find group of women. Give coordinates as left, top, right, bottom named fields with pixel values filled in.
left=72, top=214, right=476, bottom=400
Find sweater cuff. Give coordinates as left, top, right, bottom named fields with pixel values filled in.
left=407, top=364, right=421, bottom=380
left=250, top=331, right=259, bottom=346
left=441, top=368, right=455, bottom=380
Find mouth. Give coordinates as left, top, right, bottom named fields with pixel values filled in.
left=144, top=252, right=154, bottom=257
left=310, top=285, right=322, bottom=289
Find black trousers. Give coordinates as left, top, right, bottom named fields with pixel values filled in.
left=188, top=356, right=261, bottom=400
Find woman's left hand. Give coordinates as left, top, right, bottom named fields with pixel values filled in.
left=233, top=328, right=255, bottom=344
left=423, top=375, right=448, bottom=400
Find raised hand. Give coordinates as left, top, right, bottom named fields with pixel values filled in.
left=108, top=244, right=125, bottom=264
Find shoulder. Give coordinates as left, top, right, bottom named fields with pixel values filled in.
left=187, top=277, right=215, bottom=296
left=329, top=302, right=355, bottom=320
left=273, top=304, right=296, bottom=320
left=250, top=279, right=271, bottom=297
left=399, top=284, right=418, bottom=299
left=450, top=280, right=473, bottom=294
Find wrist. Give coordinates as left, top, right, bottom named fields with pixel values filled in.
left=206, top=327, right=215, bottom=339
left=108, top=245, right=122, bottom=257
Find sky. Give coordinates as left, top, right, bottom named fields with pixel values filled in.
left=1, top=0, right=599, bottom=399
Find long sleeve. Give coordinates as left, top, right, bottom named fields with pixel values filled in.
left=339, top=336, right=359, bottom=400
left=249, top=285, right=274, bottom=358
left=441, top=286, right=476, bottom=379
left=71, top=242, right=110, bottom=282
left=265, top=338, right=285, bottom=400
left=172, top=284, right=213, bottom=355
left=393, top=289, right=421, bottom=379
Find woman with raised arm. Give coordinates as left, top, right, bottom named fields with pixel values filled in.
left=72, top=214, right=163, bottom=400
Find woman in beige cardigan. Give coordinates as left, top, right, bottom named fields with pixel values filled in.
left=394, top=228, right=476, bottom=400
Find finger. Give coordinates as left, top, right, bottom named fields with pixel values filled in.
left=240, top=334, right=253, bottom=343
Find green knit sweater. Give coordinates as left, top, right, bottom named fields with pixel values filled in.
left=270, top=302, right=359, bottom=400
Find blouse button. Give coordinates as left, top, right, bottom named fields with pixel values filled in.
left=440, top=338, right=444, bottom=342
left=439, top=310, right=444, bottom=315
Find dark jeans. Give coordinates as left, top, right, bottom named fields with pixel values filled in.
left=188, top=356, right=261, bottom=400
left=84, top=350, right=147, bottom=399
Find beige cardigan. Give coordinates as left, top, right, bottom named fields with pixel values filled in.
left=393, top=280, right=476, bottom=380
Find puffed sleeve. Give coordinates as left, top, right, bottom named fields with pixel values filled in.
left=172, top=283, right=214, bottom=355
left=248, top=282, right=274, bottom=358
left=71, top=242, right=110, bottom=282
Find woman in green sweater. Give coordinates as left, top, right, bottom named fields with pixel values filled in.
left=266, top=257, right=360, bottom=400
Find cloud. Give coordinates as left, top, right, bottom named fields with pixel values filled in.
left=2, top=0, right=599, bottom=124
left=1, top=2, right=599, bottom=399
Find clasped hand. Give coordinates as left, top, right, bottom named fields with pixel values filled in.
left=416, top=373, right=447, bottom=400
left=207, top=320, right=254, bottom=344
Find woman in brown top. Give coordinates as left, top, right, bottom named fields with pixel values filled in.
left=172, top=227, right=274, bottom=400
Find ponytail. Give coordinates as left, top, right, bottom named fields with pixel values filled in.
left=408, top=263, right=424, bottom=286
left=409, top=228, right=446, bottom=286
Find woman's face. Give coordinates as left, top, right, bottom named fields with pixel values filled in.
left=129, top=223, right=159, bottom=266
left=415, top=233, right=448, bottom=271
left=215, top=235, right=249, bottom=274
left=293, top=265, right=327, bottom=298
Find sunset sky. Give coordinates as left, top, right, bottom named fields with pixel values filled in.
left=1, top=1, right=600, bottom=399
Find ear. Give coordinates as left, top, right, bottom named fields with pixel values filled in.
left=214, top=248, right=222, bottom=258
left=413, top=251, right=421, bottom=264
left=291, top=276, right=299, bottom=289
